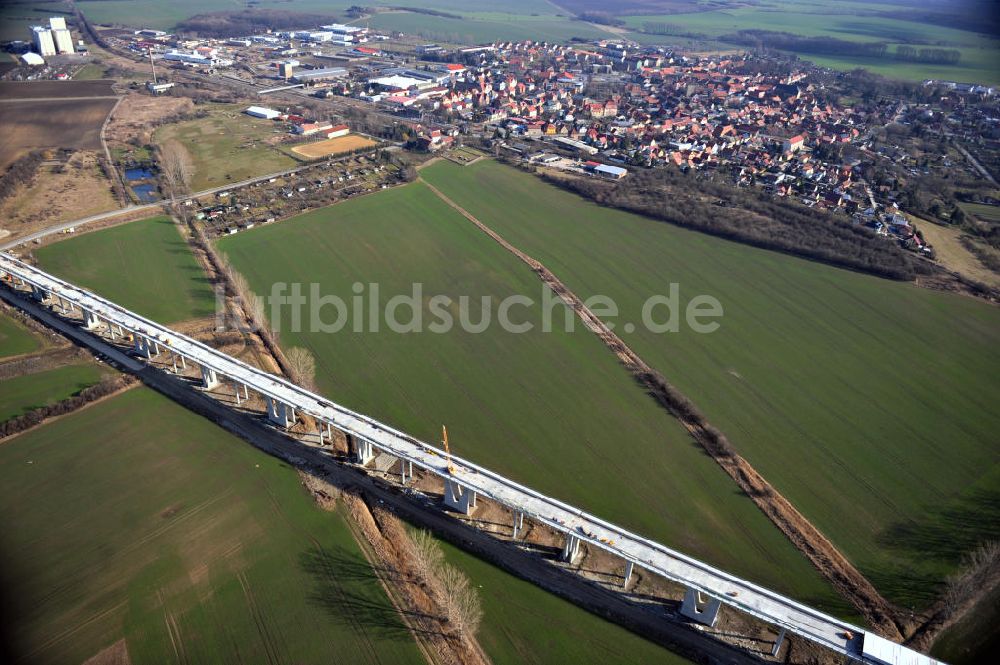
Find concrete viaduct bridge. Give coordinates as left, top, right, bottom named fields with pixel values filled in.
left=0, top=252, right=939, bottom=665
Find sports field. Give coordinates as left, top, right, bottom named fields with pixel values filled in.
left=217, top=182, right=846, bottom=613
left=0, top=312, right=41, bottom=359
left=0, top=363, right=108, bottom=423
left=291, top=135, right=376, bottom=159
left=154, top=103, right=299, bottom=191
left=421, top=159, right=1000, bottom=611
left=0, top=387, right=426, bottom=665
left=35, top=216, right=216, bottom=324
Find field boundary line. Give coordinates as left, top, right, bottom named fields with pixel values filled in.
left=421, top=177, right=906, bottom=638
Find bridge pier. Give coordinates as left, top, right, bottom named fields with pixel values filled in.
left=133, top=335, right=152, bottom=359
left=31, top=285, right=46, bottom=302
left=400, top=459, right=414, bottom=484
left=348, top=434, right=375, bottom=465
left=561, top=533, right=581, bottom=564
left=83, top=309, right=101, bottom=330
left=772, top=628, right=786, bottom=657
left=623, top=560, right=635, bottom=589
left=679, top=588, right=721, bottom=627
left=443, top=479, right=476, bottom=515
left=264, top=396, right=295, bottom=428
left=512, top=511, right=525, bottom=539
left=201, top=366, right=220, bottom=390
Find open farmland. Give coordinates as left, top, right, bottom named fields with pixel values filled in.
left=622, top=0, right=1000, bottom=84
left=0, top=363, right=108, bottom=423
left=421, top=159, right=1000, bottom=613
left=0, top=311, right=41, bottom=359
left=35, top=216, right=216, bottom=324
left=0, top=386, right=426, bottom=665
left=0, top=96, right=117, bottom=172
left=217, top=182, right=848, bottom=614
left=154, top=103, right=300, bottom=191
left=291, top=135, right=377, bottom=159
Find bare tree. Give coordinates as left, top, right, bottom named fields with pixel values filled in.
left=439, top=563, right=482, bottom=638
left=286, top=346, right=317, bottom=390
left=158, top=139, right=193, bottom=198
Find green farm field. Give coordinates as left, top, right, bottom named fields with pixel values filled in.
left=421, top=159, right=1000, bottom=611
left=0, top=387, right=426, bottom=665
left=217, top=182, right=847, bottom=614
left=960, top=201, right=1000, bottom=223
left=437, top=537, right=691, bottom=665
left=0, top=311, right=41, bottom=359
left=35, top=216, right=215, bottom=324
left=154, top=104, right=300, bottom=192
left=625, top=0, right=1000, bottom=84
left=0, top=363, right=108, bottom=423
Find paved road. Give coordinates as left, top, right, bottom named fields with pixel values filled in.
left=0, top=164, right=315, bottom=250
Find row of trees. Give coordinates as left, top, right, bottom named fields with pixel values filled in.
left=723, top=30, right=962, bottom=65
left=538, top=166, right=928, bottom=281
left=177, top=9, right=340, bottom=38
left=0, top=374, right=135, bottom=438
left=0, top=151, right=45, bottom=203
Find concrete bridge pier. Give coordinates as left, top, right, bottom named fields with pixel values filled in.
left=83, top=309, right=101, bottom=330
left=512, top=511, right=525, bottom=539
left=264, top=396, right=295, bottom=428
left=679, top=588, right=721, bottom=627
left=400, top=459, right=414, bottom=484
left=133, top=335, right=153, bottom=358
left=561, top=533, right=582, bottom=564
left=348, top=434, right=375, bottom=465
left=771, top=628, right=786, bottom=656
left=31, top=285, right=47, bottom=302
left=201, top=366, right=220, bottom=390
left=623, top=560, right=635, bottom=589
left=443, top=479, right=476, bottom=515
left=317, top=421, right=333, bottom=444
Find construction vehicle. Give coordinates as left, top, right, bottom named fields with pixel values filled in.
left=442, top=425, right=455, bottom=474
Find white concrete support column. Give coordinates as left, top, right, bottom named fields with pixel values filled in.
left=83, top=309, right=101, bottom=330
left=151, top=341, right=161, bottom=356
left=172, top=353, right=178, bottom=373
left=109, top=324, right=118, bottom=340
left=443, top=479, right=476, bottom=515
left=771, top=628, right=786, bottom=657
left=400, top=459, right=414, bottom=484
left=348, top=434, right=375, bottom=465
left=679, top=589, right=722, bottom=627
left=133, top=335, right=152, bottom=359
left=512, top=511, right=525, bottom=539
left=201, top=366, right=220, bottom=390
left=561, top=533, right=581, bottom=563
left=264, top=396, right=294, bottom=428
left=235, top=381, right=243, bottom=405
left=242, top=384, right=249, bottom=400
left=180, top=355, right=187, bottom=370
left=623, top=560, right=635, bottom=589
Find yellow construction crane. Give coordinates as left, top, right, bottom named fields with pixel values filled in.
left=442, top=425, right=455, bottom=474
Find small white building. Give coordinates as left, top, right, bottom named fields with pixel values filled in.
left=245, top=106, right=281, bottom=120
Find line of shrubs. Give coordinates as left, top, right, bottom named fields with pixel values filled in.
left=0, top=374, right=136, bottom=438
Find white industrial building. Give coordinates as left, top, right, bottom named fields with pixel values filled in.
left=245, top=106, right=281, bottom=120
left=49, top=17, right=73, bottom=54
left=20, top=52, right=45, bottom=66
left=31, top=26, right=56, bottom=57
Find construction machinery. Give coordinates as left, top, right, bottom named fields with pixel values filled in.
left=442, top=425, right=455, bottom=474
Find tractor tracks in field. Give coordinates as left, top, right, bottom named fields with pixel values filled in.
left=421, top=178, right=907, bottom=639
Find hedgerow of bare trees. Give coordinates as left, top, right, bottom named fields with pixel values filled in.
left=285, top=347, right=317, bottom=391
left=157, top=139, right=193, bottom=198
left=409, top=530, right=483, bottom=639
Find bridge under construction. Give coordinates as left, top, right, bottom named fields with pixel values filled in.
left=0, top=252, right=940, bottom=665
